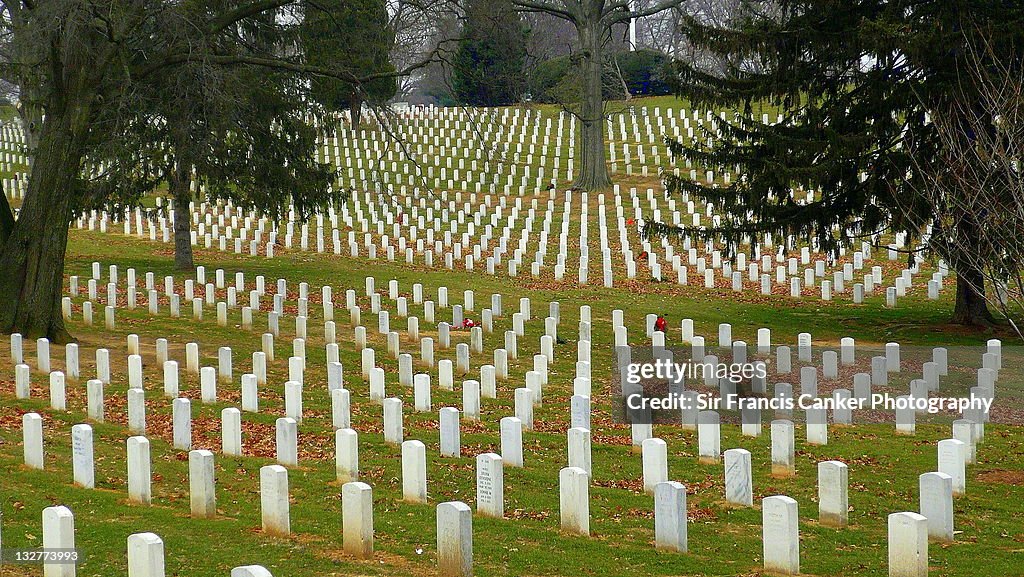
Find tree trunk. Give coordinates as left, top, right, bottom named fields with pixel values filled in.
left=937, top=208, right=997, bottom=327
left=17, top=98, right=43, bottom=168
left=170, top=155, right=195, bottom=271
left=0, top=105, right=90, bottom=343
left=573, top=19, right=612, bottom=191
left=0, top=183, right=14, bottom=245
left=350, top=98, right=364, bottom=131
left=952, top=265, right=996, bottom=327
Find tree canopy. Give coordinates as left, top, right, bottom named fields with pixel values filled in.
left=649, top=0, right=1024, bottom=326
left=302, top=0, right=397, bottom=128
left=0, top=0, right=405, bottom=340
left=452, top=0, right=529, bottom=107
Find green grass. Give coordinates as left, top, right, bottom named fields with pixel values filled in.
left=0, top=227, right=1022, bottom=577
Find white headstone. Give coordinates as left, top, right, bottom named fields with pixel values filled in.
left=37, top=337, right=50, bottom=373
left=336, top=428, right=359, bottom=483
left=200, top=366, right=217, bottom=404
left=514, top=388, right=534, bottom=430
left=71, top=424, right=94, bottom=489
left=571, top=395, right=591, bottom=430
left=641, top=438, right=668, bottom=495
left=275, top=418, right=298, bottom=467
left=127, top=388, right=146, bottom=434
left=724, top=448, right=753, bottom=506
left=818, top=461, right=848, bottom=526
left=937, top=439, right=966, bottom=495
left=919, top=472, right=954, bottom=543
left=284, top=381, right=303, bottom=423
left=188, top=449, right=216, bottom=518
left=697, top=411, right=721, bottom=463
left=10, top=333, right=23, bottom=364
left=475, top=453, right=504, bottom=518
left=128, top=355, right=144, bottom=389
left=559, top=467, right=590, bottom=536
left=654, top=481, right=688, bottom=553
left=127, top=436, right=152, bottom=505
left=436, top=501, right=473, bottom=577
left=49, top=371, right=66, bottom=411
left=402, top=440, right=428, bottom=503
left=440, top=408, right=461, bottom=457
left=23, top=412, right=44, bottom=469
left=414, top=373, right=432, bottom=412
left=771, top=420, right=796, bottom=476
left=163, top=361, right=179, bottom=398
left=888, top=512, right=928, bottom=577
left=127, top=532, right=164, bottom=577
left=15, top=363, right=29, bottom=398
left=172, top=398, right=191, bottom=450
left=332, top=388, right=351, bottom=430
left=952, top=419, right=976, bottom=464
left=222, top=408, right=242, bottom=456
left=260, top=465, right=290, bottom=536
left=242, top=373, right=259, bottom=412
left=384, top=398, right=404, bottom=444
left=762, top=495, right=800, bottom=575
left=500, top=417, right=524, bottom=467
left=342, top=482, right=374, bottom=558
left=567, top=427, right=591, bottom=476
left=42, top=506, right=76, bottom=577
left=461, top=379, right=481, bottom=421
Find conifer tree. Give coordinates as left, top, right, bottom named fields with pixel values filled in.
left=302, top=0, right=397, bottom=129
left=452, top=0, right=529, bottom=107
left=649, top=0, right=1024, bottom=326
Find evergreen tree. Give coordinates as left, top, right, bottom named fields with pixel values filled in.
left=123, top=67, right=339, bottom=271
left=0, top=0, right=400, bottom=341
left=452, top=0, right=528, bottom=107
left=302, top=0, right=397, bottom=129
left=83, top=12, right=340, bottom=271
left=650, top=0, right=1024, bottom=326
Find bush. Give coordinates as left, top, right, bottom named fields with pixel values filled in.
left=527, top=56, right=574, bottom=104
left=527, top=49, right=672, bottom=104
left=614, top=49, right=672, bottom=97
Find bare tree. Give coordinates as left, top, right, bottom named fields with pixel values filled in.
left=524, top=11, right=577, bottom=63
left=631, top=0, right=686, bottom=55
left=388, top=0, right=457, bottom=99
left=511, top=0, right=683, bottom=191
left=900, top=29, right=1024, bottom=333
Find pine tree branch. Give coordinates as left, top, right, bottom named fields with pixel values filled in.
left=511, top=0, right=577, bottom=24
left=207, top=0, right=296, bottom=35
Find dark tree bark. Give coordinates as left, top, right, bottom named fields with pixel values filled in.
left=574, top=16, right=612, bottom=191
left=937, top=210, right=997, bottom=327
left=17, top=98, right=43, bottom=167
left=952, top=265, right=996, bottom=327
left=0, top=104, right=91, bottom=343
left=170, top=161, right=195, bottom=271
left=0, top=183, right=14, bottom=245
left=350, top=97, right=364, bottom=131
left=168, top=121, right=197, bottom=271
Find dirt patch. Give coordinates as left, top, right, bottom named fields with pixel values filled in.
left=977, top=469, right=1024, bottom=485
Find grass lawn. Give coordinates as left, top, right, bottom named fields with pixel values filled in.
left=0, top=223, right=1021, bottom=577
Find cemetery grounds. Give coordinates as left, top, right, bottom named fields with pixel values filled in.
left=0, top=97, right=1023, bottom=576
